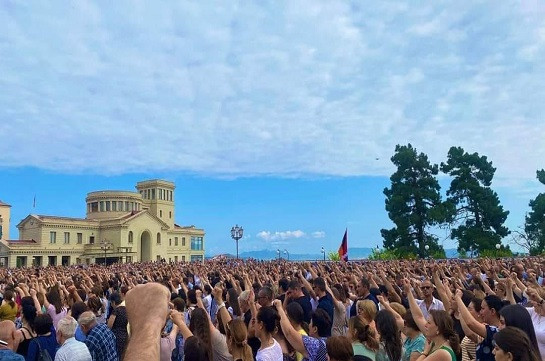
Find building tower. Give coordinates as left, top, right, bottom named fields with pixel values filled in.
left=0, top=200, right=11, bottom=241
left=136, top=180, right=175, bottom=229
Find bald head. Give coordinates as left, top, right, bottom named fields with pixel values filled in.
left=0, top=320, right=19, bottom=350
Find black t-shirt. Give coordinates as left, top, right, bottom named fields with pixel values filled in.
left=291, top=295, right=313, bottom=324
left=350, top=293, right=378, bottom=318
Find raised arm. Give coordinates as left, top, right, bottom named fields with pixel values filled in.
left=273, top=299, right=307, bottom=358
left=377, top=295, right=404, bottom=331
left=455, top=289, right=487, bottom=338
left=403, top=279, right=427, bottom=332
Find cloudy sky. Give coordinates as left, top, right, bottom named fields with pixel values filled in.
left=1, top=1, right=544, bottom=256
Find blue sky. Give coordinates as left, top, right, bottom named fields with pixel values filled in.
left=1, top=1, right=544, bottom=255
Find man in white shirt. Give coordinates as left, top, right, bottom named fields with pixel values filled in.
left=55, top=316, right=92, bottom=361
left=416, top=279, right=444, bottom=319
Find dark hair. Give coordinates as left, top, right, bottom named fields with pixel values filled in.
left=172, top=297, right=186, bottom=312
left=349, top=316, right=379, bottom=351
left=311, top=308, right=332, bottom=338
left=375, top=310, right=402, bottom=361
left=402, top=311, right=419, bottom=332
left=471, top=297, right=482, bottom=313
left=313, top=277, right=326, bottom=292
left=21, top=304, right=37, bottom=330
left=286, top=302, right=304, bottom=325
left=278, top=278, right=289, bottom=292
left=189, top=308, right=212, bottom=360
left=3, top=289, right=15, bottom=308
left=109, top=292, right=122, bottom=306
left=20, top=296, right=35, bottom=308
left=34, top=314, right=53, bottom=335
left=187, top=289, right=198, bottom=305
left=499, top=305, right=540, bottom=357
left=184, top=335, right=210, bottom=361
left=87, top=296, right=105, bottom=315
left=71, top=301, right=89, bottom=321
left=256, top=306, right=279, bottom=334
left=326, top=336, right=354, bottom=361
left=483, top=295, right=504, bottom=315
left=460, top=290, right=474, bottom=307
left=227, top=288, right=241, bottom=317
left=430, top=310, right=460, bottom=356
left=258, top=286, right=273, bottom=301
left=360, top=278, right=370, bottom=289
left=46, top=286, right=63, bottom=314
left=494, top=327, right=541, bottom=361
left=288, top=280, right=301, bottom=290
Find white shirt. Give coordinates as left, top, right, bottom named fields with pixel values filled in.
left=55, top=337, right=92, bottom=361
left=526, top=307, right=545, bottom=359
left=416, top=297, right=444, bottom=319
left=256, top=339, right=283, bottom=361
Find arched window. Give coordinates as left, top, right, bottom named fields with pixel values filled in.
left=128, top=231, right=133, bottom=244
left=157, top=232, right=161, bottom=244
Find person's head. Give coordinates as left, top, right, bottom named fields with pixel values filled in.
left=34, top=313, right=54, bottom=336
left=312, top=277, right=326, bottom=297
left=425, top=310, right=460, bottom=356
left=356, top=278, right=370, bottom=297
left=493, top=327, right=541, bottom=361
left=46, top=287, right=64, bottom=314
left=227, top=288, right=241, bottom=317
left=402, top=311, right=420, bottom=336
left=78, top=311, right=97, bottom=335
left=255, top=306, right=279, bottom=339
left=420, top=279, right=434, bottom=299
left=172, top=297, right=186, bottom=312
left=109, top=292, right=122, bottom=307
left=189, top=307, right=212, bottom=356
left=389, top=302, right=406, bottom=317
left=0, top=320, right=19, bottom=350
left=480, top=295, right=504, bottom=324
left=87, top=295, right=104, bottom=315
left=286, top=301, right=305, bottom=328
left=310, top=308, right=332, bottom=338
left=468, top=297, right=483, bottom=320
left=348, top=316, right=379, bottom=351
left=499, top=305, right=539, bottom=356
left=187, top=289, right=198, bottom=305
left=451, top=289, right=473, bottom=313
left=70, top=301, right=89, bottom=321
left=56, top=316, right=78, bottom=345
left=287, top=280, right=302, bottom=300
left=375, top=310, right=402, bottom=361
left=2, top=289, right=15, bottom=307
left=21, top=304, right=37, bottom=329
left=326, top=336, right=354, bottom=361
left=225, top=319, right=253, bottom=361
left=256, top=286, right=273, bottom=308
left=278, top=278, right=289, bottom=293
left=238, top=290, right=251, bottom=313
left=357, top=300, right=377, bottom=323
left=183, top=335, right=210, bottom=361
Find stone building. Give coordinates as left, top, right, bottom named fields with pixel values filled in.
left=0, top=179, right=205, bottom=267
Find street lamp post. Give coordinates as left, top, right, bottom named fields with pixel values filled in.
left=284, top=249, right=289, bottom=261
left=277, top=249, right=281, bottom=260
left=321, top=247, right=325, bottom=261
left=425, top=244, right=430, bottom=259
left=469, top=245, right=473, bottom=259
left=100, top=240, right=112, bottom=266
left=230, top=225, right=244, bottom=260
left=496, top=243, right=501, bottom=257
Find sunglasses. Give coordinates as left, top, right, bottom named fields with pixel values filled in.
left=421, top=286, right=432, bottom=290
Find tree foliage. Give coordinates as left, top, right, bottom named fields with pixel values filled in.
left=522, top=170, right=545, bottom=255
left=381, top=144, right=446, bottom=258
left=328, top=251, right=340, bottom=261
left=440, top=147, right=509, bottom=253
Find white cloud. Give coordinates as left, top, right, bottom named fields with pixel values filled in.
left=257, top=230, right=306, bottom=241
left=312, top=231, right=326, bottom=238
left=0, top=2, right=544, bottom=188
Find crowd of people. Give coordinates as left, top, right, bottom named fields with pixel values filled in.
left=0, top=256, right=545, bottom=361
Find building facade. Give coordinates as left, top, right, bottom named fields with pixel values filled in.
left=0, top=179, right=205, bottom=267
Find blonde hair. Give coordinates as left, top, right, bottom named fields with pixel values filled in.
left=390, top=302, right=407, bottom=317
left=226, top=319, right=253, bottom=361
left=357, top=300, right=377, bottom=322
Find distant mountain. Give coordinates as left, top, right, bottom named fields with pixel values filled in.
left=232, top=247, right=459, bottom=260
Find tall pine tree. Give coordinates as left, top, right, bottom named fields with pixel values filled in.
left=381, top=144, right=446, bottom=258
left=441, top=146, right=509, bottom=253
left=525, top=170, right=545, bottom=255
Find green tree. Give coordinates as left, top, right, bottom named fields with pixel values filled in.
left=381, top=144, right=446, bottom=258
left=522, top=170, right=545, bottom=255
left=440, top=147, right=509, bottom=253
left=328, top=251, right=340, bottom=261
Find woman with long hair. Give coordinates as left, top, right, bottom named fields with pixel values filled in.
left=188, top=308, right=213, bottom=361
left=87, top=295, right=106, bottom=324
left=43, top=286, right=67, bottom=329
left=402, top=311, right=426, bottom=361
left=493, top=327, right=541, bottom=361
left=15, top=303, right=37, bottom=357
left=226, top=319, right=253, bottom=361
left=254, top=306, right=283, bottom=360
left=0, top=289, right=18, bottom=322
left=326, top=336, right=354, bottom=361
left=523, top=287, right=545, bottom=359
left=375, top=310, right=403, bottom=361
left=349, top=316, right=379, bottom=360
left=498, top=305, right=540, bottom=357
left=227, top=288, right=242, bottom=319
left=455, top=289, right=505, bottom=361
